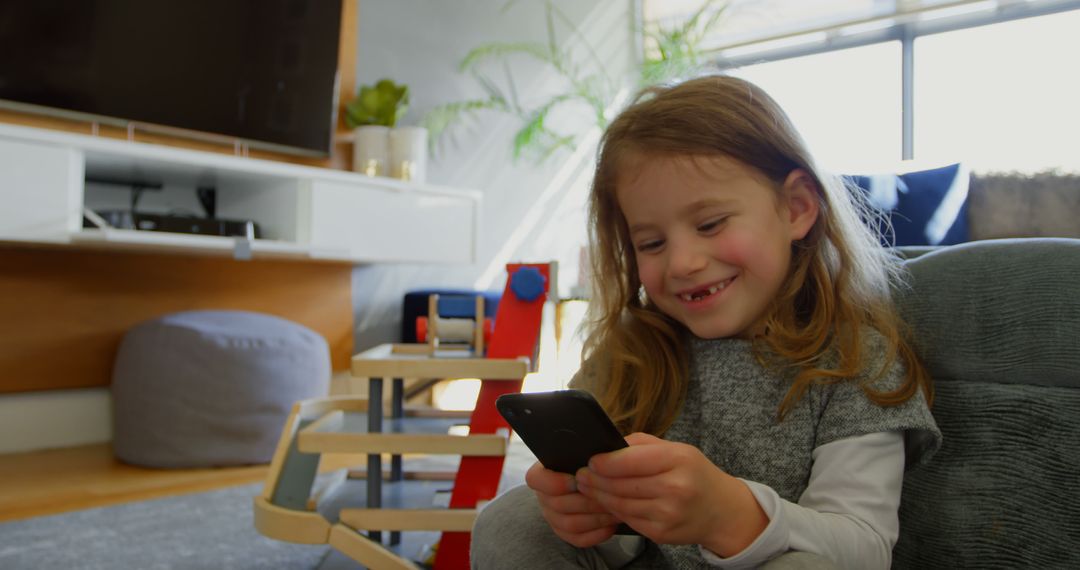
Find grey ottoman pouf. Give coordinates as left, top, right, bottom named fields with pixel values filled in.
left=111, top=310, right=331, bottom=468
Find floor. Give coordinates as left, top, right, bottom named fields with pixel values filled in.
left=0, top=442, right=369, bottom=524
left=1, top=437, right=535, bottom=569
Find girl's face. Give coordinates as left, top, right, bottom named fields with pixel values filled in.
left=616, top=154, right=819, bottom=339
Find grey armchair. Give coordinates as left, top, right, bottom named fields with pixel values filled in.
left=893, top=238, right=1080, bottom=568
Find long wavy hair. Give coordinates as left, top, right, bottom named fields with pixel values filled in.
left=585, top=75, right=932, bottom=435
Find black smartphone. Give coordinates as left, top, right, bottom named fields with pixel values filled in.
left=496, top=389, right=628, bottom=474
left=497, top=390, right=638, bottom=535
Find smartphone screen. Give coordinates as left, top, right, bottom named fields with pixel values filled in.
left=496, top=390, right=627, bottom=474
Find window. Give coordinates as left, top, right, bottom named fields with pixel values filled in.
left=731, top=42, right=902, bottom=171
left=646, top=0, right=1080, bottom=174
left=914, top=9, right=1080, bottom=172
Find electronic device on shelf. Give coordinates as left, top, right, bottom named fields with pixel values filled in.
left=81, top=177, right=260, bottom=239
left=82, top=210, right=260, bottom=239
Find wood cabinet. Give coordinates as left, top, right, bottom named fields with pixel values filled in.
left=0, top=122, right=481, bottom=395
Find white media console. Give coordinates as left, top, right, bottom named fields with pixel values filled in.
left=0, top=122, right=479, bottom=263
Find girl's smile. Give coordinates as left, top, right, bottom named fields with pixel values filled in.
left=676, top=276, right=735, bottom=305
left=616, top=153, right=819, bottom=339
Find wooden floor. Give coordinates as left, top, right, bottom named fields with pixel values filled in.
left=0, top=443, right=368, bottom=524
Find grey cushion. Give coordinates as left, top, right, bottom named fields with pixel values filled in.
left=896, top=238, right=1080, bottom=388
left=111, top=310, right=330, bottom=468
left=968, top=173, right=1080, bottom=240
left=892, top=238, right=1080, bottom=568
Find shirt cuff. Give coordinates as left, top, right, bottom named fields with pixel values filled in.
left=698, top=479, right=790, bottom=568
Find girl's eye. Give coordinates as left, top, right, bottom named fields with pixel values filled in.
left=698, top=218, right=727, bottom=233
left=636, top=239, right=664, bottom=253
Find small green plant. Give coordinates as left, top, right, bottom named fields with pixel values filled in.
left=344, top=79, right=410, bottom=128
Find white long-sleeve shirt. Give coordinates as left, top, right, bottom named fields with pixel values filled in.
left=700, top=431, right=905, bottom=569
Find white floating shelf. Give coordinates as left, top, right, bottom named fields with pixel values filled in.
left=0, top=122, right=481, bottom=264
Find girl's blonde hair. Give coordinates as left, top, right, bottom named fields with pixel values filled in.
left=585, top=75, right=932, bottom=435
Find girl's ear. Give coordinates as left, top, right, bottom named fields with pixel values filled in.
left=781, top=169, right=820, bottom=241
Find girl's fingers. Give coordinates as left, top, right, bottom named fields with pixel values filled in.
left=624, top=432, right=663, bottom=446
left=584, top=490, right=660, bottom=522
left=588, top=436, right=679, bottom=478
left=539, top=489, right=609, bottom=515
left=538, top=507, right=619, bottom=548
left=541, top=510, right=621, bottom=535
left=525, top=461, right=577, bottom=496
left=578, top=472, right=661, bottom=500
left=583, top=494, right=689, bottom=542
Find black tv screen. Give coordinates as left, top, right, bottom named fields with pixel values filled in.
left=0, top=0, right=342, bottom=156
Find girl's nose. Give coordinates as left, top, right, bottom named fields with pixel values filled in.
left=668, top=239, right=708, bottom=277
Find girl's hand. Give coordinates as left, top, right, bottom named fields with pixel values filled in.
left=575, top=433, right=769, bottom=556
left=524, top=460, right=622, bottom=548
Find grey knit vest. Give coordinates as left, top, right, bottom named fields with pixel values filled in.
left=573, top=332, right=940, bottom=568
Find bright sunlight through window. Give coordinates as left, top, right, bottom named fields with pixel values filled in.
left=730, top=42, right=902, bottom=172
left=914, top=9, right=1080, bottom=173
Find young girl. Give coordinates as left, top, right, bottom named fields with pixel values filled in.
left=471, top=75, right=941, bottom=569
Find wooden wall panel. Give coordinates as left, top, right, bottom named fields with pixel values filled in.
left=0, top=246, right=354, bottom=394
left=0, top=1, right=361, bottom=395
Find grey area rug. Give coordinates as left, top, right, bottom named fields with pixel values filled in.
left=0, top=482, right=328, bottom=570
left=0, top=440, right=535, bottom=570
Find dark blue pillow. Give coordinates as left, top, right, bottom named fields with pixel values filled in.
left=846, top=163, right=970, bottom=247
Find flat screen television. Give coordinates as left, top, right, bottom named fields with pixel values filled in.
left=0, top=0, right=343, bottom=157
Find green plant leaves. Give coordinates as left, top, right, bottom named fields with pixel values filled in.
left=513, top=93, right=576, bottom=160
left=423, top=0, right=728, bottom=165
left=459, top=42, right=556, bottom=73
left=422, top=2, right=617, bottom=164
left=640, top=0, right=729, bottom=86
left=345, top=79, right=410, bottom=128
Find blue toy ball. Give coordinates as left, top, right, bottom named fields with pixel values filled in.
left=509, top=267, right=547, bottom=302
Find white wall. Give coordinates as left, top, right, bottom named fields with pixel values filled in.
left=350, top=0, right=636, bottom=349
left=0, top=0, right=637, bottom=454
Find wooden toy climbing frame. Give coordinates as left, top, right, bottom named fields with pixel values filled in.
left=255, top=262, right=555, bottom=569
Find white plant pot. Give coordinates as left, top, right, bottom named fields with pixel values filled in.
left=352, top=125, right=390, bottom=177
left=389, top=126, right=428, bottom=183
